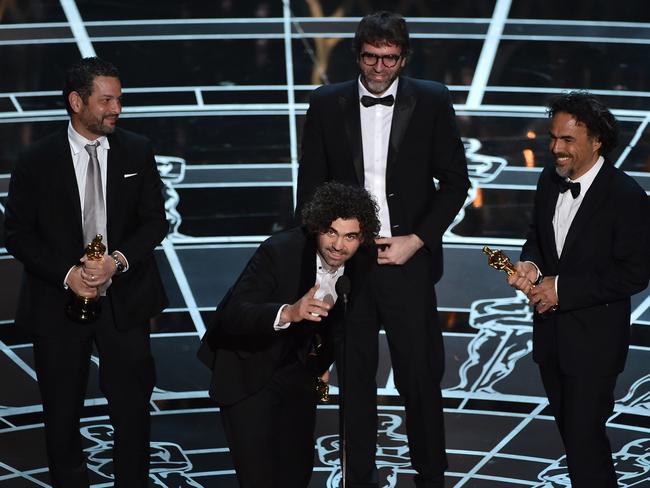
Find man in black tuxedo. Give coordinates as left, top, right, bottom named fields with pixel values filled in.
left=4, top=57, right=168, bottom=487
left=508, top=92, right=650, bottom=487
left=198, top=182, right=380, bottom=487
left=296, top=11, right=470, bottom=487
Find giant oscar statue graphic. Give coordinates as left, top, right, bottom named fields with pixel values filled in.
left=66, top=234, right=105, bottom=323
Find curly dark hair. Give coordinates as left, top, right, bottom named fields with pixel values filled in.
left=301, top=182, right=380, bottom=245
left=547, top=91, right=619, bottom=157
left=63, top=57, right=120, bottom=115
left=353, top=11, right=411, bottom=60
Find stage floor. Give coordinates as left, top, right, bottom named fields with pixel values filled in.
left=1, top=1, right=649, bottom=487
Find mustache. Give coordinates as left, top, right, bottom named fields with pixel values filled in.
left=553, top=153, right=571, bottom=159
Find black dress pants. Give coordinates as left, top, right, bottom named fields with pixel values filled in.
left=33, top=299, right=155, bottom=488
left=341, top=250, right=447, bottom=488
left=220, top=358, right=319, bottom=488
left=540, top=363, right=618, bottom=488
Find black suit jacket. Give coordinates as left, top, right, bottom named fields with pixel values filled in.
left=4, top=126, right=169, bottom=335
left=297, top=76, right=469, bottom=282
left=522, top=163, right=650, bottom=375
left=198, top=227, right=373, bottom=406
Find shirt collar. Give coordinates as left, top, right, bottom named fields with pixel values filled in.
left=67, top=121, right=110, bottom=156
left=358, top=75, right=399, bottom=101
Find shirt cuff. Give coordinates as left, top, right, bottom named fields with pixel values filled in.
left=273, top=304, right=291, bottom=331
left=554, top=276, right=559, bottom=297
left=113, top=250, right=129, bottom=272
left=63, top=265, right=76, bottom=289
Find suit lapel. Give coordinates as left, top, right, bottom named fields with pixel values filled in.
left=56, top=129, right=84, bottom=245
left=106, top=130, right=125, bottom=248
left=560, top=163, right=611, bottom=260
left=339, top=82, right=364, bottom=185
left=386, top=77, right=416, bottom=181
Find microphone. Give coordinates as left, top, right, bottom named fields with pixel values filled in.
left=335, top=275, right=351, bottom=310
left=334, top=274, right=351, bottom=488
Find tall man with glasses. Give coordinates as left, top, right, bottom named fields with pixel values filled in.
left=297, top=11, right=470, bottom=488
left=5, top=57, right=168, bottom=487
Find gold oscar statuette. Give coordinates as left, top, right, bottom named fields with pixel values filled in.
left=482, top=246, right=517, bottom=277
left=66, top=234, right=105, bottom=323
left=316, top=377, right=330, bottom=403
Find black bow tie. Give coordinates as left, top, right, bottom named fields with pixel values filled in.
left=360, top=94, right=394, bottom=107
left=558, top=179, right=581, bottom=198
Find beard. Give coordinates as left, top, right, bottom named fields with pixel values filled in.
left=82, top=112, right=118, bottom=137
left=362, top=76, right=397, bottom=95
left=322, top=247, right=348, bottom=267
left=553, top=153, right=573, bottom=179
left=88, top=122, right=115, bottom=136
left=360, top=65, right=402, bottom=95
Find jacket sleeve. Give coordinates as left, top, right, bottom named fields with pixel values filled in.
left=114, top=141, right=168, bottom=265
left=296, top=90, right=329, bottom=218
left=558, top=186, right=650, bottom=311
left=519, top=171, right=545, bottom=267
left=218, top=242, right=285, bottom=336
left=4, top=153, right=77, bottom=287
left=414, top=86, right=470, bottom=251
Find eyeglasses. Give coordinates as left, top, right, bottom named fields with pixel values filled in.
left=360, top=52, right=402, bottom=68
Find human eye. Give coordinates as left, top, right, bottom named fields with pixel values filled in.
left=345, top=234, right=359, bottom=241
left=326, top=229, right=337, bottom=237
left=362, top=52, right=378, bottom=65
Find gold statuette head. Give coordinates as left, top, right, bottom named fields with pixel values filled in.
left=482, top=246, right=517, bottom=277
left=85, top=234, right=106, bottom=261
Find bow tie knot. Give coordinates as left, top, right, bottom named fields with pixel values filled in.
left=558, top=179, right=581, bottom=198
left=360, top=94, right=394, bottom=107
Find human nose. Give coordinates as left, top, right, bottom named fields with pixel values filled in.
left=332, top=236, right=344, bottom=249
left=373, top=58, right=387, bottom=70
left=110, top=98, right=122, bottom=114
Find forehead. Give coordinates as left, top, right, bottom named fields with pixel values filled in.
left=361, top=41, right=402, bottom=55
left=550, top=112, right=588, bottom=136
left=91, top=76, right=122, bottom=95
left=329, top=217, right=361, bottom=234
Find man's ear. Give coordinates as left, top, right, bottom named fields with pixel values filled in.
left=68, top=91, right=84, bottom=114
left=593, top=137, right=602, bottom=153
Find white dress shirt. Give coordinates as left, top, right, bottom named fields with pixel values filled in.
left=273, top=253, right=344, bottom=330
left=68, top=122, right=109, bottom=216
left=63, top=123, right=128, bottom=289
left=527, top=157, right=604, bottom=296
left=544, top=155, right=604, bottom=294
left=553, top=156, right=604, bottom=257
left=358, top=76, right=399, bottom=237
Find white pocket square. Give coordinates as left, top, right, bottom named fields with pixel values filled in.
left=123, top=173, right=138, bottom=178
